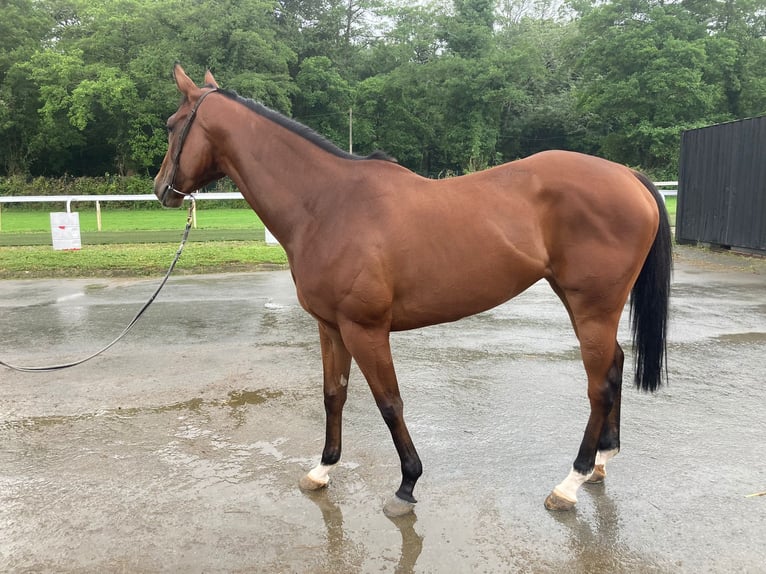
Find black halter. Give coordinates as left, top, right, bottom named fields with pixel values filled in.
left=161, top=88, right=218, bottom=203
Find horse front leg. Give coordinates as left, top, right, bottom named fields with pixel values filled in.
left=339, top=320, right=423, bottom=517
left=545, top=317, right=621, bottom=511
left=300, top=322, right=352, bottom=491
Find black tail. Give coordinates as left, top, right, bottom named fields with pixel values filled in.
left=630, top=171, right=672, bottom=392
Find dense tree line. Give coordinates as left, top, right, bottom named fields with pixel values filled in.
left=1, top=0, right=764, bottom=181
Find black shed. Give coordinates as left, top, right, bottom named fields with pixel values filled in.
left=677, top=116, right=766, bottom=253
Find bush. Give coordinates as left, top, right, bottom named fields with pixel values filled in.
left=1, top=175, right=151, bottom=209
left=0, top=175, right=248, bottom=210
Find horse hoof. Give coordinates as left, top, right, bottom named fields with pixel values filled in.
left=299, top=473, right=328, bottom=492
left=383, top=495, right=416, bottom=518
left=544, top=490, right=576, bottom=511
left=586, top=464, right=606, bottom=484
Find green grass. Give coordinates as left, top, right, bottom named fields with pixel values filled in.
left=0, top=242, right=288, bottom=279
left=0, top=207, right=261, bottom=233
left=0, top=208, right=287, bottom=278
left=0, top=207, right=271, bottom=247
left=664, top=196, right=677, bottom=226
left=0, top=229, right=266, bottom=247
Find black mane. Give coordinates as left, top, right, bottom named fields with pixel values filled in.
left=216, top=89, right=395, bottom=163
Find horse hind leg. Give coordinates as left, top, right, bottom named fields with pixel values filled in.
left=300, top=322, right=352, bottom=491
left=548, top=280, right=626, bottom=487
left=545, top=283, right=625, bottom=492
left=545, top=309, right=623, bottom=511
left=587, top=342, right=624, bottom=484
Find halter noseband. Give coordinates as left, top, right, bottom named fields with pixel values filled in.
left=162, top=88, right=218, bottom=203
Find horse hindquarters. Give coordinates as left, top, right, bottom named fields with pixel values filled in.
left=545, top=172, right=672, bottom=510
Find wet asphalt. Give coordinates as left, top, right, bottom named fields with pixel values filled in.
left=1, top=246, right=765, bottom=573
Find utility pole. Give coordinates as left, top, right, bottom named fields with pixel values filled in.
left=349, top=108, right=353, bottom=154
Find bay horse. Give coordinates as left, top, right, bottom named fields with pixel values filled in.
left=154, top=65, right=671, bottom=517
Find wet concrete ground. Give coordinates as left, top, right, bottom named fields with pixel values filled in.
left=1, top=246, right=765, bottom=573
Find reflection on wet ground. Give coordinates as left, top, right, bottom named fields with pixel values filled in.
left=1, top=252, right=765, bottom=572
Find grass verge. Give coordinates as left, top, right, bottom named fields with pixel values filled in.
left=0, top=241, right=288, bottom=279
left=0, top=229, right=265, bottom=246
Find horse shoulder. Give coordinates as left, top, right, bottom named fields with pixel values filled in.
left=290, top=227, right=395, bottom=329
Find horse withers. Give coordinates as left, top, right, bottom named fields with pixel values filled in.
left=154, top=64, right=671, bottom=517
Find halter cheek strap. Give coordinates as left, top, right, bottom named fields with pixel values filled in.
left=162, top=88, right=218, bottom=202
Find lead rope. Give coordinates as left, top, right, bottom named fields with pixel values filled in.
left=0, top=197, right=196, bottom=373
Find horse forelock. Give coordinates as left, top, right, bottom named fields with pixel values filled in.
left=214, top=88, right=395, bottom=163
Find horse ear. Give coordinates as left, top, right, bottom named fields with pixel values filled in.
left=204, top=69, right=219, bottom=89
left=172, top=63, right=197, bottom=97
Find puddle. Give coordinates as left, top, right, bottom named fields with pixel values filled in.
left=1, top=389, right=284, bottom=432
left=225, top=388, right=282, bottom=408
left=714, top=331, right=766, bottom=344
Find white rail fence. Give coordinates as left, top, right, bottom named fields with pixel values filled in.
left=654, top=181, right=678, bottom=203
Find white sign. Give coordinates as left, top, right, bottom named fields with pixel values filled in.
left=50, top=212, right=82, bottom=250
left=264, top=227, right=279, bottom=245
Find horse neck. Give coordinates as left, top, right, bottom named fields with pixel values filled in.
left=212, top=109, right=347, bottom=250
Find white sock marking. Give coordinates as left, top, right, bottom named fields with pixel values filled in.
left=554, top=468, right=590, bottom=503
left=307, top=463, right=335, bottom=486
left=595, top=448, right=619, bottom=467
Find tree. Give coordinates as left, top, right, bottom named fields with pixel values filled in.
left=440, top=0, right=495, bottom=57
left=0, top=0, right=54, bottom=173
left=293, top=56, right=352, bottom=147
left=0, top=0, right=298, bottom=176
left=21, top=50, right=89, bottom=175
left=494, top=16, right=582, bottom=160
left=2, top=0, right=763, bottom=179
left=683, top=0, right=766, bottom=118
left=352, top=64, right=444, bottom=172
left=570, top=0, right=728, bottom=175
left=276, top=0, right=384, bottom=74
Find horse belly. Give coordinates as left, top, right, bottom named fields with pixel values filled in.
left=389, top=248, right=546, bottom=331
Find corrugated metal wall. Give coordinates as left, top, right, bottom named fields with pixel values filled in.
left=677, top=116, right=766, bottom=252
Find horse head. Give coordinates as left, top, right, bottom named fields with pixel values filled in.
left=153, top=64, right=224, bottom=208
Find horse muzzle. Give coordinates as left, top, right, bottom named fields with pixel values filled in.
left=155, top=180, right=185, bottom=208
